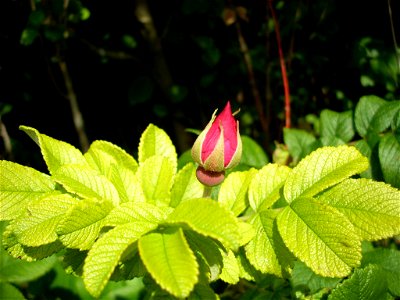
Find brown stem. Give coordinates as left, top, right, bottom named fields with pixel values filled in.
left=268, top=0, right=291, bottom=128
left=235, top=21, right=269, bottom=134
left=0, top=118, right=14, bottom=161
left=58, top=60, right=90, bottom=152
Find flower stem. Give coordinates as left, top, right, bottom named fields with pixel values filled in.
left=203, top=186, right=213, bottom=198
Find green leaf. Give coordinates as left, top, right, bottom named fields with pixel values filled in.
left=219, top=168, right=257, bottom=216
left=138, top=124, right=177, bottom=172
left=188, top=284, right=218, bottom=300
left=0, top=282, right=25, bottom=300
left=11, top=194, right=78, bottom=246
left=328, top=265, right=388, bottom=300
left=170, top=163, right=204, bottom=207
left=361, top=248, right=400, bottom=296
left=184, top=230, right=222, bottom=282
left=379, top=133, right=400, bottom=188
left=291, top=261, right=341, bottom=293
left=219, top=249, right=240, bottom=284
left=84, top=140, right=139, bottom=202
left=320, top=109, right=354, bottom=142
left=53, top=164, right=120, bottom=205
left=166, top=198, right=240, bottom=249
left=245, top=210, right=293, bottom=277
left=277, top=197, right=361, bottom=277
left=138, top=227, right=199, bottom=298
left=20, top=125, right=88, bottom=174
left=0, top=253, right=57, bottom=283
left=57, top=198, right=114, bottom=250
left=0, top=160, right=57, bottom=220
left=283, top=128, right=317, bottom=163
left=240, top=135, right=269, bottom=168
left=137, top=156, right=175, bottom=205
left=105, top=202, right=171, bottom=227
left=354, top=96, right=400, bottom=137
left=318, top=178, right=400, bottom=241
left=83, top=221, right=157, bottom=298
left=248, top=164, right=291, bottom=212
left=284, top=146, right=369, bottom=203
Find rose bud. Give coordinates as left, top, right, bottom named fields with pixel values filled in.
left=191, top=101, right=242, bottom=186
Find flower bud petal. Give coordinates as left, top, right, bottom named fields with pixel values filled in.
left=196, top=167, right=225, bottom=187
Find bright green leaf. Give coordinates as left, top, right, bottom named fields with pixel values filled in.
left=0, top=160, right=57, bottom=220
left=138, top=227, right=198, bottom=298
left=57, top=198, right=114, bottom=250
left=0, top=282, right=25, bottom=300
left=84, top=140, right=139, bottom=202
left=277, top=197, right=361, bottom=277
left=105, top=201, right=171, bottom=227
left=170, top=163, right=204, bottom=207
left=245, top=210, right=293, bottom=277
left=219, top=168, right=257, bottom=216
left=328, top=265, right=388, bottom=300
left=11, top=194, right=78, bottom=246
left=166, top=198, right=240, bottom=249
left=379, top=133, right=400, bottom=188
left=318, top=178, right=400, bottom=241
left=138, top=124, right=177, bottom=172
left=137, top=156, right=175, bottom=205
left=248, top=164, right=291, bottom=212
left=20, top=126, right=88, bottom=174
left=320, top=109, right=354, bottom=142
left=83, top=221, right=157, bottom=298
left=53, top=164, right=120, bottom=205
left=219, top=249, right=240, bottom=284
left=284, top=146, right=369, bottom=203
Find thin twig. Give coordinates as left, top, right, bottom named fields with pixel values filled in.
left=235, top=21, right=269, bottom=134
left=58, top=60, right=90, bottom=152
left=268, top=0, right=291, bottom=128
left=0, top=118, right=14, bottom=161
left=388, top=0, right=400, bottom=86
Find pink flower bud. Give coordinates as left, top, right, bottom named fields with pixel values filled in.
left=191, top=101, right=242, bottom=176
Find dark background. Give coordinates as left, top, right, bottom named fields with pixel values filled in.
left=1, top=0, right=399, bottom=171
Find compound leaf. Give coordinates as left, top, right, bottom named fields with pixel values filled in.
left=277, top=197, right=361, bottom=277
left=318, top=178, right=400, bottom=241
left=284, top=146, right=369, bottom=203
left=0, top=160, right=57, bottom=220
left=138, top=227, right=198, bottom=298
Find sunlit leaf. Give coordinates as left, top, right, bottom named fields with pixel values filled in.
left=166, top=198, right=240, bottom=249
left=248, top=164, right=291, bottom=212
left=138, top=227, right=198, bottom=298
left=83, top=221, right=157, bottom=298
left=318, top=178, right=400, bottom=241
left=277, top=197, right=361, bottom=277
left=284, top=146, right=369, bottom=203
left=170, top=163, right=203, bottom=207
left=20, top=125, right=88, bottom=174
left=0, top=160, right=57, bottom=220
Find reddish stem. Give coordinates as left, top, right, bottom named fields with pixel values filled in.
left=268, top=0, right=291, bottom=128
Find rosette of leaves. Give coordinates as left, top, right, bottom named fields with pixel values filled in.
left=1, top=123, right=400, bottom=299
